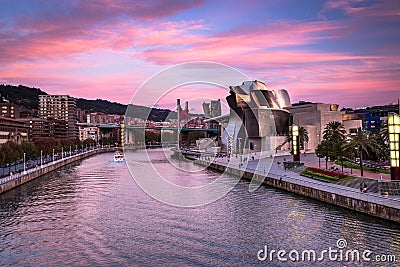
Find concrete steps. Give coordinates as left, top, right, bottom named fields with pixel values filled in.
left=379, top=182, right=400, bottom=195
left=336, top=177, right=379, bottom=193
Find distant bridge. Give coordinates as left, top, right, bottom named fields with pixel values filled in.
left=97, top=124, right=220, bottom=146
left=98, top=125, right=219, bottom=132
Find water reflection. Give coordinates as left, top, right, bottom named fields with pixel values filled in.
left=0, top=150, right=399, bottom=266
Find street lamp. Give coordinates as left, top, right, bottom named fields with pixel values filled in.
left=388, top=112, right=400, bottom=180
left=70, top=146, right=72, bottom=157
left=23, top=152, right=26, bottom=173
left=292, top=125, right=300, bottom=162
left=40, top=150, right=43, bottom=168
left=62, top=147, right=64, bottom=159
left=53, top=148, right=55, bottom=162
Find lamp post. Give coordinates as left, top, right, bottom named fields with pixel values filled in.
left=177, top=99, right=181, bottom=149
left=292, top=125, right=300, bottom=162
left=23, top=153, right=26, bottom=173
left=70, top=146, right=72, bottom=158
left=388, top=113, right=400, bottom=180
left=40, top=150, right=43, bottom=168
left=53, top=148, right=55, bottom=162
left=62, top=147, right=64, bottom=159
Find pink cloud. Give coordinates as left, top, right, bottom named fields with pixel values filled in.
left=319, top=0, right=400, bottom=20
left=0, top=0, right=204, bottom=62
left=1, top=0, right=399, bottom=110
left=140, top=47, right=379, bottom=67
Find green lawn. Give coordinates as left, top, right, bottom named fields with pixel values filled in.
left=336, top=161, right=390, bottom=174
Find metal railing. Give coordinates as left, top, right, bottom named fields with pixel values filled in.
left=0, top=147, right=103, bottom=186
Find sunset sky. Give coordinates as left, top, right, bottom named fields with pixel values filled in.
left=0, top=0, right=399, bottom=111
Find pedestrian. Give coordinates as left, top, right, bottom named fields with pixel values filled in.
left=378, top=175, right=382, bottom=182
left=359, top=182, right=364, bottom=192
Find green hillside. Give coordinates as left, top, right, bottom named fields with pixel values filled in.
left=0, top=84, right=177, bottom=121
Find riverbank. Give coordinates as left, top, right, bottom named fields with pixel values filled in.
left=0, top=147, right=115, bottom=194
left=195, top=157, right=400, bottom=223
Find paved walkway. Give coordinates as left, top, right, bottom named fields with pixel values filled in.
left=206, top=154, right=400, bottom=209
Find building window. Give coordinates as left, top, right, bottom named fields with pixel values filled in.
left=250, top=142, right=254, bottom=150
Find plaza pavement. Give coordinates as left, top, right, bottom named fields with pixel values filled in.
left=206, top=153, right=400, bottom=209
left=278, top=153, right=391, bottom=181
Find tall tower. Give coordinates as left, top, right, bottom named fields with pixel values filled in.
left=38, top=95, right=77, bottom=139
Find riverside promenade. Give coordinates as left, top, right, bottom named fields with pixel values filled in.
left=196, top=155, right=400, bottom=223
left=0, top=147, right=115, bottom=194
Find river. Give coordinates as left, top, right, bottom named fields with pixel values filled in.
left=0, top=150, right=399, bottom=266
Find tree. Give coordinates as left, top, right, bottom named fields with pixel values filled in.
left=368, top=130, right=388, bottom=161
left=0, top=150, right=5, bottom=165
left=323, top=121, right=346, bottom=141
left=145, top=131, right=161, bottom=145
left=82, top=138, right=96, bottom=146
left=380, top=121, right=389, bottom=145
left=1, top=142, right=22, bottom=164
left=21, top=141, right=38, bottom=160
left=299, top=126, right=309, bottom=150
left=161, top=131, right=177, bottom=145
left=322, top=121, right=346, bottom=162
left=99, top=137, right=115, bottom=146
left=343, top=128, right=377, bottom=176
left=34, top=138, right=60, bottom=154
left=316, top=140, right=330, bottom=169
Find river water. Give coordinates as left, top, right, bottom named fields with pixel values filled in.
left=0, top=150, right=399, bottom=266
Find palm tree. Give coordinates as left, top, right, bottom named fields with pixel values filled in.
left=380, top=121, right=389, bottom=144
left=299, top=126, right=309, bottom=151
left=369, top=130, right=389, bottom=161
left=323, top=121, right=346, bottom=143
left=321, top=121, right=346, bottom=162
left=286, top=126, right=309, bottom=151
left=343, top=128, right=378, bottom=176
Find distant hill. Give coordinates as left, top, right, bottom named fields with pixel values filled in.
left=0, top=84, right=178, bottom=121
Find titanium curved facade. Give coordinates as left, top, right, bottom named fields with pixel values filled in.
left=222, top=80, right=291, bottom=155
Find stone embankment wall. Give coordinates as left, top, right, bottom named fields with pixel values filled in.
left=195, top=160, right=400, bottom=223
left=0, top=148, right=114, bottom=194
